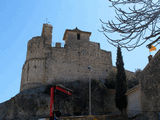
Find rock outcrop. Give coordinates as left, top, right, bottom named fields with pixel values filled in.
left=0, top=80, right=118, bottom=120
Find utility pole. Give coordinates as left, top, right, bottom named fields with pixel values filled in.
left=88, top=66, right=92, bottom=115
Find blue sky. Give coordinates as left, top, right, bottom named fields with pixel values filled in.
left=0, top=0, right=159, bottom=103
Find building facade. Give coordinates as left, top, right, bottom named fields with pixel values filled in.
left=140, top=49, right=160, bottom=119
left=126, top=85, right=142, bottom=117
left=126, top=49, right=160, bottom=119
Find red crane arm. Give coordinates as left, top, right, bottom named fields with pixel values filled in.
left=55, top=86, right=72, bottom=95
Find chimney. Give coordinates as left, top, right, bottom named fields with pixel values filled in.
left=41, top=24, right=53, bottom=46
left=148, top=55, right=153, bottom=62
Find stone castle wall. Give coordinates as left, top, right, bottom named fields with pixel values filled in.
left=20, top=24, right=112, bottom=91
left=140, top=49, right=160, bottom=119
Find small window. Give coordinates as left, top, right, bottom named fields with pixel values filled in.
left=77, top=33, right=80, bottom=40
left=34, top=65, right=37, bottom=69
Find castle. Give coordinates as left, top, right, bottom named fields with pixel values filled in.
left=19, top=23, right=160, bottom=119
left=0, top=23, right=160, bottom=120
left=20, top=24, right=113, bottom=91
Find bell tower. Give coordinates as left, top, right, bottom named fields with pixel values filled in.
left=63, top=27, right=91, bottom=48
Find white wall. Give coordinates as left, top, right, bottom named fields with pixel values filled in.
left=127, top=86, right=142, bottom=117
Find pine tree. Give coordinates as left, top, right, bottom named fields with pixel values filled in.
left=115, top=46, right=127, bottom=116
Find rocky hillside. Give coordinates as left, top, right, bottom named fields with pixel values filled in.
left=0, top=80, right=118, bottom=120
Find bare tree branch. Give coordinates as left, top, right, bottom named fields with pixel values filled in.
left=101, top=0, right=160, bottom=51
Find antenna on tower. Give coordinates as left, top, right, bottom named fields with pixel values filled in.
left=46, top=18, right=50, bottom=24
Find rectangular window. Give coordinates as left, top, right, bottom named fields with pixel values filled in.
left=77, top=33, right=80, bottom=40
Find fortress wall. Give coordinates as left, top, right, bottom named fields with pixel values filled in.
left=21, top=44, right=112, bottom=90
left=21, top=24, right=53, bottom=91
left=21, top=58, right=47, bottom=91
left=21, top=59, right=46, bottom=90
left=140, top=49, right=160, bottom=117
left=46, top=47, right=88, bottom=83
left=27, top=59, right=45, bottom=83
left=20, top=25, right=113, bottom=90
left=20, top=62, right=28, bottom=91
left=45, top=42, right=112, bottom=84
left=26, top=37, right=45, bottom=60
left=21, top=36, right=47, bottom=91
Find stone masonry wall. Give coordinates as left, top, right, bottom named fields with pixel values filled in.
left=140, top=49, right=160, bottom=120
left=20, top=24, right=112, bottom=91
left=20, top=36, right=47, bottom=91
left=46, top=42, right=112, bottom=84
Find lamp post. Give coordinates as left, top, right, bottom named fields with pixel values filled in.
left=88, top=66, right=92, bottom=115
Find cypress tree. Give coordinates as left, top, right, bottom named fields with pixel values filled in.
left=115, top=46, right=127, bottom=115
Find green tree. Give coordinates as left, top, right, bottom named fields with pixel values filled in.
left=104, top=71, right=116, bottom=89
left=115, top=46, right=127, bottom=117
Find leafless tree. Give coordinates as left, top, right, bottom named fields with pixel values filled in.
left=100, top=0, right=160, bottom=51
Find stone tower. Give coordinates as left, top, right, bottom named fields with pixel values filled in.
left=20, top=24, right=113, bottom=91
